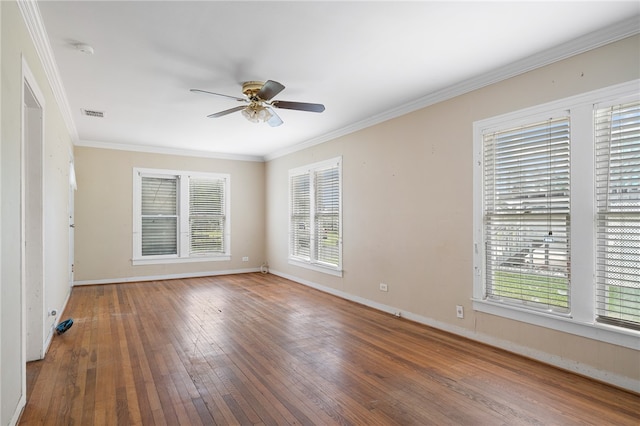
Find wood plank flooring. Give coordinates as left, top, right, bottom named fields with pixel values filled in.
left=20, top=273, right=640, bottom=425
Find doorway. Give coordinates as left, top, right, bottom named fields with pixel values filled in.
left=23, top=68, right=45, bottom=362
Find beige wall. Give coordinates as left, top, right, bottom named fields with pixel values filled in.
left=74, top=147, right=266, bottom=282
left=1, top=1, right=74, bottom=423
left=265, top=35, right=640, bottom=388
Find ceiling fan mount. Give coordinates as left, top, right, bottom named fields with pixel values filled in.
left=190, top=80, right=325, bottom=127
left=241, top=81, right=265, bottom=98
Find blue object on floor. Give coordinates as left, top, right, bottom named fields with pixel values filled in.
left=56, top=318, right=73, bottom=335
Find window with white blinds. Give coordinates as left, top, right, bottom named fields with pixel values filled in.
left=133, top=168, right=230, bottom=264
left=483, top=117, right=571, bottom=312
left=595, top=100, right=640, bottom=329
left=289, top=157, right=342, bottom=275
left=290, top=173, right=311, bottom=259
left=189, top=178, right=226, bottom=255
left=474, top=80, right=640, bottom=344
left=141, top=176, right=178, bottom=256
left=315, top=166, right=341, bottom=266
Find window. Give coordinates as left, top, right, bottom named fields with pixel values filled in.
left=133, top=168, right=230, bottom=264
left=595, top=100, right=640, bottom=329
left=482, top=117, right=571, bottom=313
left=473, top=80, right=639, bottom=347
left=289, top=157, right=342, bottom=276
left=189, top=178, right=226, bottom=255
left=140, top=175, right=178, bottom=256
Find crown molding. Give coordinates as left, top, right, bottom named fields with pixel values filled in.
left=264, top=15, right=640, bottom=161
left=18, top=0, right=79, bottom=142
left=76, top=139, right=264, bottom=163
left=15, top=1, right=639, bottom=162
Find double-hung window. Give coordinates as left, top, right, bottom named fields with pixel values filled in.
left=595, top=100, right=640, bottom=329
left=482, top=117, right=571, bottom=313
left=289, top=157, right=342, bottom=276
left=140, top=175, right=179, bottom=256
left=133, top=168, right=230, bottom=264
left=473, top=80, right=639, bottom=347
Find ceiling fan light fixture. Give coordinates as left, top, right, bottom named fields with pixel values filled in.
left=192, top=79, right=323, bottom=127
left=242, top=103, right=272, bottom=124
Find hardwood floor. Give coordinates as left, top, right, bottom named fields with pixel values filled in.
left=20, top=273, right=639, bottom=425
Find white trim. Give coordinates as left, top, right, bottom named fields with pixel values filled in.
left=473, top=80, right=640, bottom=131
left=21, top=56, right=47, bottom=424
left=9, top=395, right=26, bottom=426
left=77, top=139, right=264, bottom=163
left=132, top=255, right=231, bottom=266
left=73, top=268, right=259, bottom=286
left=42, top=287, right=72, bottom=355
left=0, top=1, right=3, bottom=418
left=17, top=0, right=78, bottom=142
left=288, top=258, right=343, bottom=277
left=472, top=299, right=639, bottom=350
left=265, top=17, right=640, bottom=161
left=270, top=269, right=640, bottom=393
left=288, top=156, right=342, bottom=176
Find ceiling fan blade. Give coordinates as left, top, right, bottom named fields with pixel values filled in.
left=190, top=88, right=246, bottom=102
left=207, top=105, right=246, bottom=118
left=271, top=100, right=325, bottom=113
left=266, top=107, right=283, bottom=127
left=257, top=80, right=285, bottom=101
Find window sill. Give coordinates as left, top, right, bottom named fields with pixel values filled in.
left=472, top=298, right=640, bottom=350
left=132, top=255, right=231, bottom=266
left=289, top=258, right=343, bottom=277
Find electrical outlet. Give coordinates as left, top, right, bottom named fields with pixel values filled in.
left=242, top=256, right=249, bottom=262
left=456, top=305, right=464, bottom=319
left=379, top=283, right=388, bottom=292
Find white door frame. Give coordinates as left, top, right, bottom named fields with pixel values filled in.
left=69, top=155, right=75, bottom=287
left=22, top=57, right=46, bottom=367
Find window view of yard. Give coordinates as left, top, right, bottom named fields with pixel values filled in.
left=490, top=269, right=568, bottom=309
left=601, top=285, right=640, bottom=324
left=189, top=219, right=224, bottom=254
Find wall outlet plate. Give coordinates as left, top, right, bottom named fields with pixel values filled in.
left=242, top=256, right=249, bottom=262
left=379, top=283, right=388, bottom=292
left=456, top=305, right=464, bottom=319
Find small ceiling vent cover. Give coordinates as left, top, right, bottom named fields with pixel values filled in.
left=81, top=109, right=104, bottom=118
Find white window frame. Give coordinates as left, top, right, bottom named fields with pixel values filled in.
left=289, top=157, right=343, bottom=277
left=133, top=167, right=231, bottom=265
left=473, top=80, right=640, bottom=350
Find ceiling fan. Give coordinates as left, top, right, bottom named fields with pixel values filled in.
left=190, top=80, right=325, bottom=127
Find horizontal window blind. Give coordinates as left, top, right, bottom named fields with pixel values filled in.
left=141, top=176, right=178, bottom=256
left=483, top=117, right=571, bottom=311
left=290, top=173, right=311, bottom=259
left=595, top=100, right=640, bottom=329
left=315, top=166, right=340, bottom=267
left=189, top=177, right=226, bottom=254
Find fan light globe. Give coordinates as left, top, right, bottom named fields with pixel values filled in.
left=242, top=104, right=272, bottom=124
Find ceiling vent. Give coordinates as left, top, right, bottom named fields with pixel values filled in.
left=81, top=109, right=104, bottom=118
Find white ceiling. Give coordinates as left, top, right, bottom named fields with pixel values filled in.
left=37, top=1, right=639, bottom=160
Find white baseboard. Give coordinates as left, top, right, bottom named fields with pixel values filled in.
left=43, top=287, right=73, bottom=356
left=10, top=394, right=26, bottom=426
left=73, top=268, right=260, bottom=286
left=269, top=269, right=639, bottom=394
